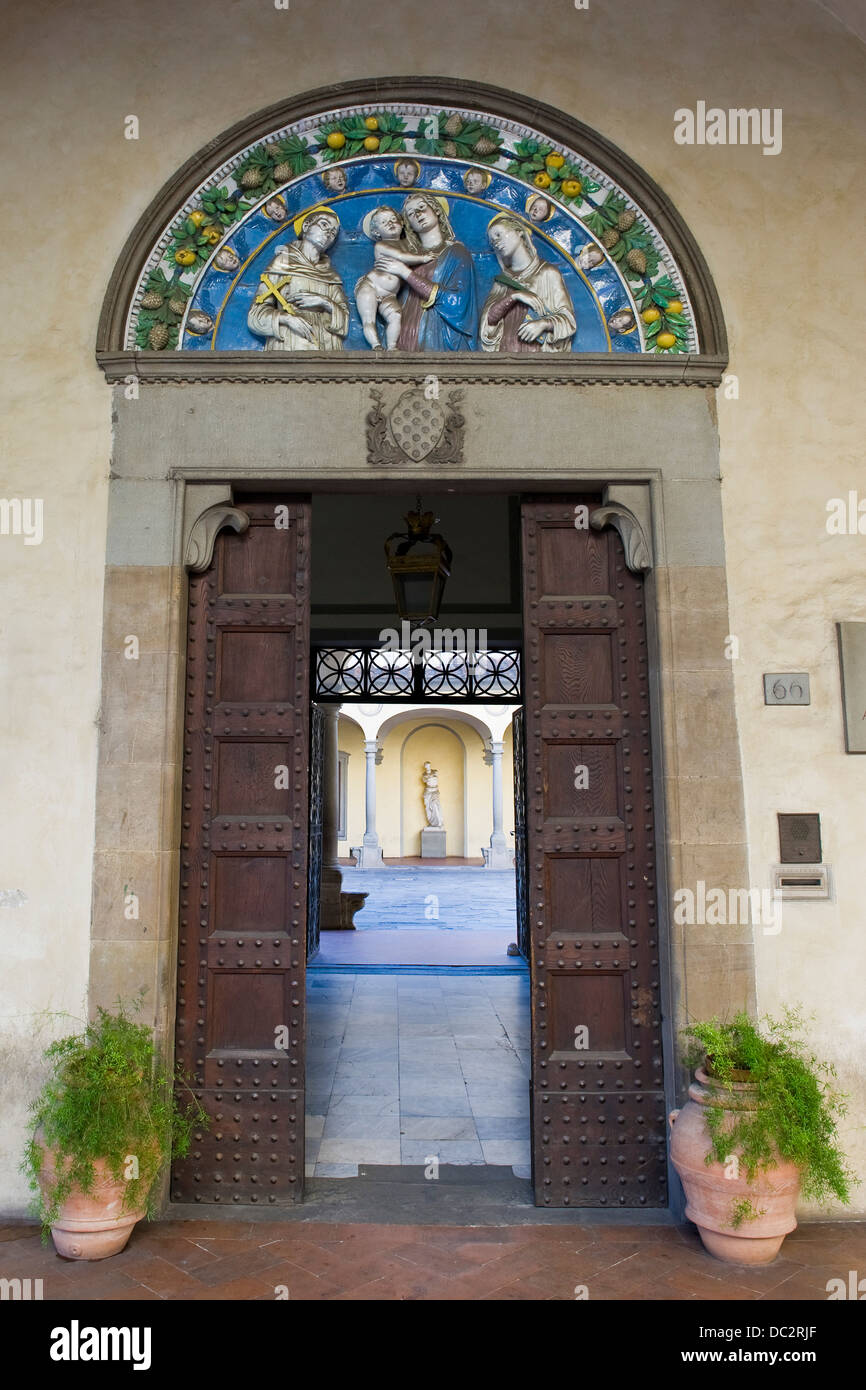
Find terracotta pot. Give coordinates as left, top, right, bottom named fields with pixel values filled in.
left=669, top=1065, right=800, bottom=1264
left=37, top=1146, right=147, bottom=1260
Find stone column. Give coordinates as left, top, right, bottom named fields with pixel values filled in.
left=319, top=704, right=343, bottom=928
left=356, top=741, right=384, bottom=868
left=483, top=739, right=513, bottom=869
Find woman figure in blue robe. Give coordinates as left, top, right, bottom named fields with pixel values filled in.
left=375, top=191, right=477, bottom=351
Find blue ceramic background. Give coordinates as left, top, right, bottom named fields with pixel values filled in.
left=183, top=159, right=639, bottom=352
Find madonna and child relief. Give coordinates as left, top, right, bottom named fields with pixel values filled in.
left=247, top=191, right=577, bottom=353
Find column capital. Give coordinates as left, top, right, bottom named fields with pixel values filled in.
left=364, top=739, right=384, bottom=764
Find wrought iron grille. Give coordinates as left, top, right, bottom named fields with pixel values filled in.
left=312, top=646, right=521, bottom=703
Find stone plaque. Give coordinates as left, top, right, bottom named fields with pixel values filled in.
left=837, top=622, right=866, bottom=753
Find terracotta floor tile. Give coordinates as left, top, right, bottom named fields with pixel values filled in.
left=251, top=1259, right=346, bottom=1300
left=94, top=1286, right=164, bottom=1301
left=190, top=1245, right=288, bottom=1287
left=2, top=1216, right=861, bottom=1300
left=764, top=1263, right=856, bottom=1300
left=294, top=1220, right=419, bottom=1246
left=109, top=1236, right=219, bottom=1275
left=661, top=1273, right=761, bottom=1301
left=188, top=1275, right=283, bottom=1301
left=167, top=1220, right=255, bottom=1240
left=328, top=1267, right=452, bottom=1300
left=586, top=1272, right=697, bottom=1300
left=388, top=1238, right=511, bottom=1278
left=481, top=1276, right=552, bottom=1300
left=119, top=1255, right=209, bottom=1298
left=40, top=1269, right=142, bottom=1299
left=424, top=1258, right=536, bottom=1300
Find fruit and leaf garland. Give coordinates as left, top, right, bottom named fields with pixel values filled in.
left=136, top=183, right=254, bottom=347
left=415, top=112, right=504, bottom=163
left=135, top=269, right=191, bottom=350
left=507, top=140, right=599, bottom=206
left=318, top=113, right=408, bottom=161
left=234, top=135, right=317, bottom=192
left=583, top=192, right=689, bottom=352
left=637, top=275, right=689, bottom=353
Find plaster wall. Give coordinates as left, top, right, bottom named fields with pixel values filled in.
left=337, top=717, right=367, bottom=853
left=1, top=0, right=864, bottom=1215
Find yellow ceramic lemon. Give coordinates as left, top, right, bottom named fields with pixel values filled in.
left=666, top=299, right=684, bottom=315
left=188, top=210, right=206, bottom=227
left=545, top=152, right=565, bottom=168
left=326, top=131, right=346, bottom=149
left=363, top=135, right=380, bottom=152
left=642, top=307, right=661, bottom=324
left=364, top=116, right=379, bottom=131
left=657, top=332, right=676, bottom=349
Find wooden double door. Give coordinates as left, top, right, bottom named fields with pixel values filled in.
left=170, top=495, right=668, bottom=1209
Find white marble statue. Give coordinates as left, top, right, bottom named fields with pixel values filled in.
left=422, top=761, right=445, bottom=829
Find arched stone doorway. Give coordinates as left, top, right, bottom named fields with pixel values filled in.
left=90, top=80, right=751, bottom=1215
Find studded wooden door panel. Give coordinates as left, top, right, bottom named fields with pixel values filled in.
left=521, top=498, right=667, bottom=1209
left=512, top=708, right=530, bottom=962
left=307, top=703, right=324, bottom=961
left=171, top=498, right=311, bottom=1207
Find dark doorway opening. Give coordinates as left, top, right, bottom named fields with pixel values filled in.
left=304, top=491, right=532, bottom=1180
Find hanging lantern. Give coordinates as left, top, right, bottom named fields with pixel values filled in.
left=384, top=498, right=452, bottom=625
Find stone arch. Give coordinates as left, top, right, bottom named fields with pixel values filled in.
left=375, top=703, right=499, bottom=747
left=97, top=77, right=727, bottom=376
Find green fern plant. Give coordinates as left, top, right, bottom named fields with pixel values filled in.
left=682, top=1007, right=852, bottom=1208
left=22, top=997, right=206, bottom=1241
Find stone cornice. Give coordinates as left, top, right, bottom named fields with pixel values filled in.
left=97, top=350, right=727, bottom=387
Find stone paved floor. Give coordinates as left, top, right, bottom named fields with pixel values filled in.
left=2, top=1218, right=863, bottom=1301
left=315, top=866, right=518, bottom=966
left=306, top=973, right=530, bottom=1176
left=337, top=866, right=517, bottom=931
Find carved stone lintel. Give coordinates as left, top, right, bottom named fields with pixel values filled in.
left=185, top=502, right=250, bottom=572
left=590, top=485, right=653, bottom=573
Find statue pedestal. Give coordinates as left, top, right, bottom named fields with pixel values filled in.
left=421, top=828, right=446, bottom=859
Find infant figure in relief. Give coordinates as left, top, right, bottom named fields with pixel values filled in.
left=355, top=206, right=430, bottom=349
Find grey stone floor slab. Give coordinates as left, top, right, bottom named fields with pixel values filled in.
left=325, top=1094, right=400, bottom=1117
left=400, top=1139, right=486, bottom=1165
left=399, top=1115, right=480, bottom=1141
left=474, top=1116, right=531, bottom=1140
left=307, top=969, right=530, bottom=1175
left=480, top=1139, right=532, bottom=1166
left=399, top=1091, right=474, bottom=1117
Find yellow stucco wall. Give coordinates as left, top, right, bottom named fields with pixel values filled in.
left=1, top=0, right=865, bottom=1210
left=338, top=714, right=513, bottom=860
left=337, top=715, right=366, bottom=853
